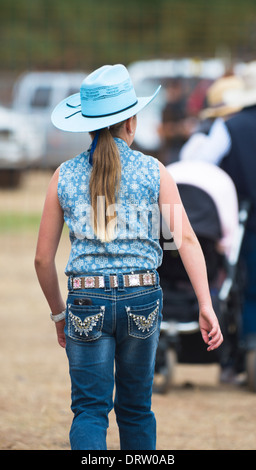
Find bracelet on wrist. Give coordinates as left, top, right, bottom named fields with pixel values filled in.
left=50, top=310, right=66, bottom=322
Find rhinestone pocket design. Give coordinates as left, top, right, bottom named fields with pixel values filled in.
left=127, top=300, right=159, bottom=333
left=68, top=306, right=105, bottom=336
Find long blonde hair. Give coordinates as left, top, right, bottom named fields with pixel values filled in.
left=89, top=124, right=123, bottom=242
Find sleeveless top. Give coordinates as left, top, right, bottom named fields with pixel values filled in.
left=58, top=137, right=162, bottom=275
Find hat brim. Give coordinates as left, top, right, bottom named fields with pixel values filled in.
left=199, top=104, right=241, bottom=120
left=51, top=86, right=161, bottom=132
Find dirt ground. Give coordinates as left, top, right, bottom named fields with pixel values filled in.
left=0, top=170, right=256, bottom=451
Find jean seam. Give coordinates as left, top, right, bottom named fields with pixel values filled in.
left=125, top=300, right=160, bottom=312
left=118, top=286, right=161, bottom=301
left=112, top=290, right=117, bottom=334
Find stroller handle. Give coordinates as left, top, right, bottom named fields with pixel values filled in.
left=218, top=199, right=251, bottom=302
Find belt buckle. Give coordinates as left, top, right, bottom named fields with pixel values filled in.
left=73, top=277, right=82, bottom=289
left=128, top=274, right=140, bottom=287
left=143, top=272, right=153, bottom=285
left=84, top=276, right=96, bottom=288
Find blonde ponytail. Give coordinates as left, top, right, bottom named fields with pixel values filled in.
left=89, top=126, right=122, bottom=242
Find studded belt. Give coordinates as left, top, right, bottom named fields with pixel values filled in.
left=71, top=272, right=156, bottom=289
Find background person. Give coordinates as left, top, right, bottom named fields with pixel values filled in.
left=158, top=78, right=195, bottom=164
left=179, top=75, right=243, bottom=164
left=180, top=63, right=256, bottom=380
left=35, top=64, right=222, bottom=450
left=220, top=62, right=256, bottom=353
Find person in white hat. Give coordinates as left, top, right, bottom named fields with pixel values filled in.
left=35, top=64, right=222, bottom=450
left=180, top=75, right=243, bottom=165
left=181, top=63, right=256, bottom=382
left=220, top=62, right=256, bottom=363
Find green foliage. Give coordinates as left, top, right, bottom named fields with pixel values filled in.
left=1, top=0, right=256, bottom=71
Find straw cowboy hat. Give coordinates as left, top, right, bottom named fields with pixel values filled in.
left=223, top=61, right=256, bottom=109
left=199, top=75, right=243, bottom=119
left=51, top=64, right=161, bottom=132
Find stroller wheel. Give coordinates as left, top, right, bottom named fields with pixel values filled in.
left=246, top=349, right=256, bottom=392
left=153, top=348, right=176, bottom=394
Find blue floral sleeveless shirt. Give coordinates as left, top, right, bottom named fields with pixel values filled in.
left=58, top=138, right=162, bottom=275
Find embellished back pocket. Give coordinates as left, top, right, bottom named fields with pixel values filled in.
left=67, top=304, right=105, bottom=342
left=126, top=299, right=160, bottom=339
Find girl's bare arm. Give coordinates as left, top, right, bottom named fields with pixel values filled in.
left=34, top=168, right=66, bottom=347
left=158, top=162, right=223, bottom=351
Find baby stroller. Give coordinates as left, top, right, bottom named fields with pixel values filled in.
left=154, top=161, right=250, bottom=393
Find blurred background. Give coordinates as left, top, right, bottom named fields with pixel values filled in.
left=1, top=0, right=256, bottom=183
left=1, top=0, right=256, bottom=451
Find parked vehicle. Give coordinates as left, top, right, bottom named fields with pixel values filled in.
left=12, top=71, right=91, bottom=168
left=0, top=104, right=43, bottom=186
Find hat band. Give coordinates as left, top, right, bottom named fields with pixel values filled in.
left=82, top=99, right=138, bottom=118
left=65, top=99, right=138, bottom=120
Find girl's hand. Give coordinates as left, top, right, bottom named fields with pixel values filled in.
left=55, top=320, right=66, bottom=348
left=199, top=306, right=223, bottom=351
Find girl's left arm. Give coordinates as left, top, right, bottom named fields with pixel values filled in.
left=34, top=167, right=66, bottom=347
left=158, top=161, right=223, bottom=351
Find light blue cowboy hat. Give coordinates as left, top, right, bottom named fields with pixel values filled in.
left=51, top=64, right=161, bottom=132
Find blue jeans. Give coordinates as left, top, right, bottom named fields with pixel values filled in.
left=65, top=272, right=163, bottom=450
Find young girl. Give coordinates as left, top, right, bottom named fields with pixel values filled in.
left=35, top=64, right=223, bottom=450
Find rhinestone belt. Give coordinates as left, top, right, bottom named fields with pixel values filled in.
left=71, top=272, right=156, bottom=289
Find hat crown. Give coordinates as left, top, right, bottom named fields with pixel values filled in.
left=241, top=62, right=256, bottom=90
left=80, top=64, right=137, bottom=118
left=207, top=76, right=243, bottom=107
left=51, top=63, right=160, bottom=132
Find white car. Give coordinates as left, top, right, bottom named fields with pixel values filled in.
left=12, top=71, right=91, bottom=168
left=0, top=105, right=43, bottom=186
